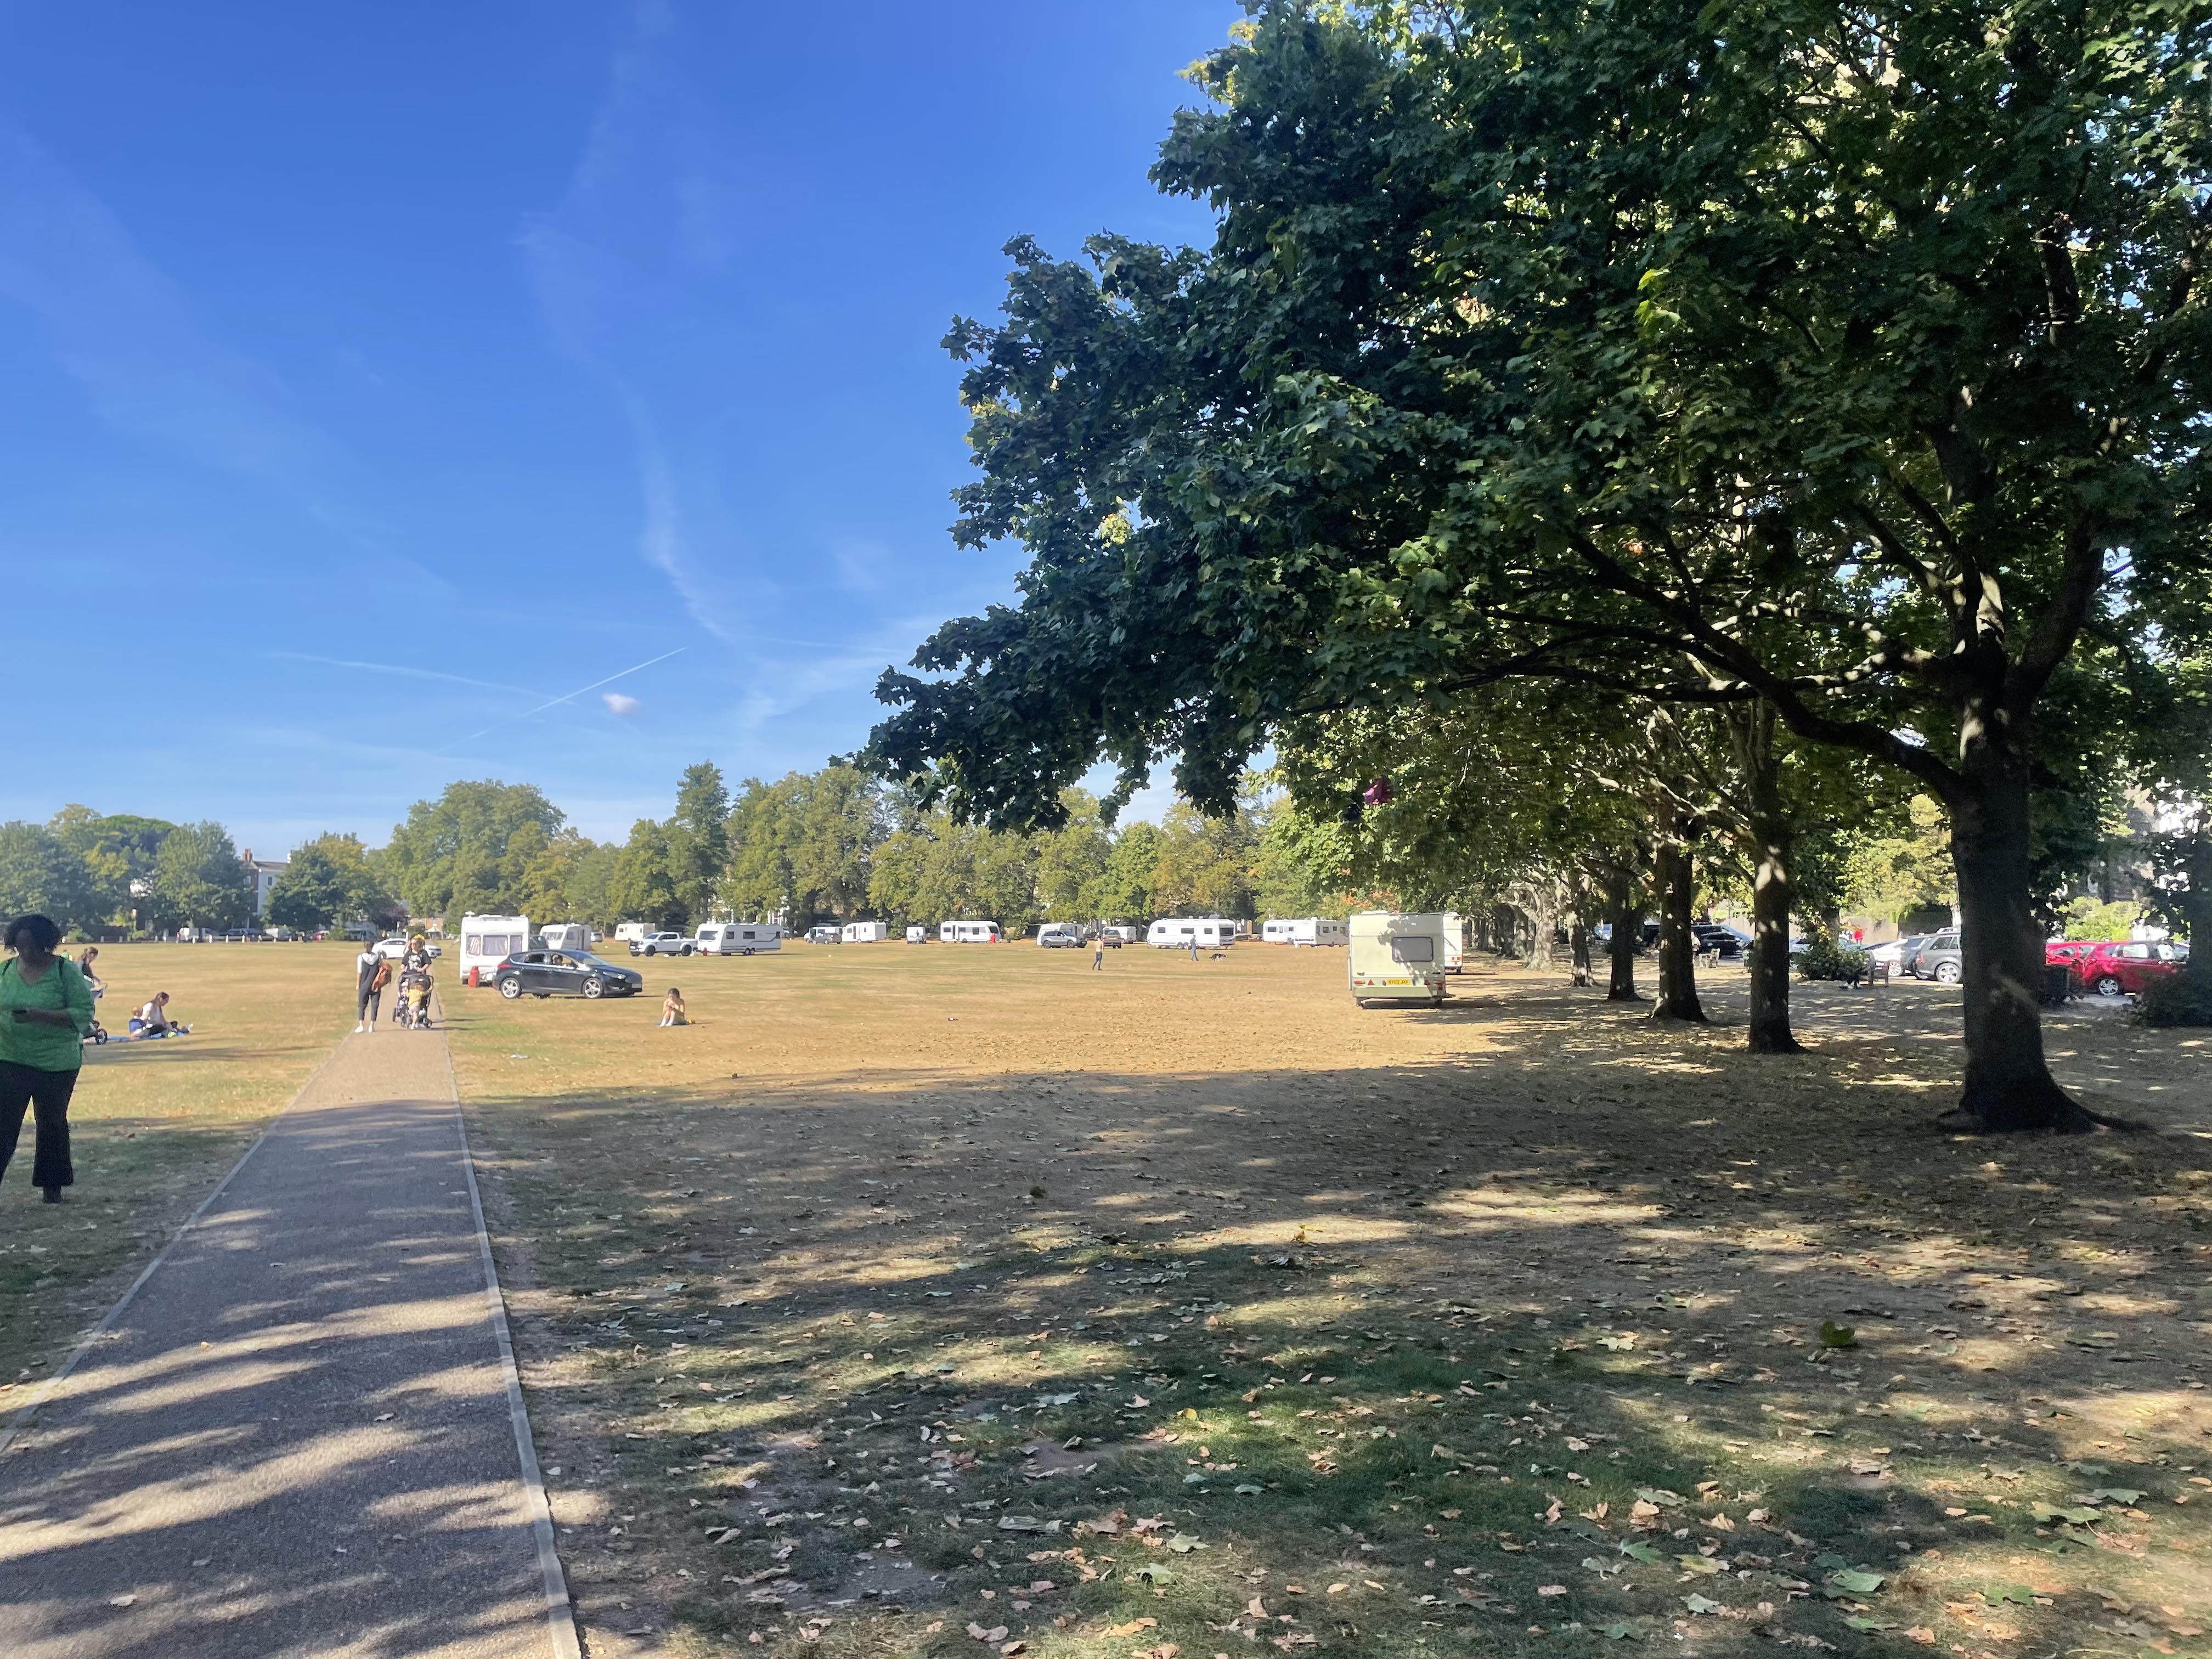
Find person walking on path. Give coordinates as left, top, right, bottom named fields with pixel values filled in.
left=0, top=913, right=95, bottom=1204
left=356, top=941, right=390, bottom=1032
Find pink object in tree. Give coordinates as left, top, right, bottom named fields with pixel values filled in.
left=1363, top=778, right=1395, bottom=807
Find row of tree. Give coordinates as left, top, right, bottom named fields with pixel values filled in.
left=864, top=0, right=2212, bottom=1132
left=0, top=809, right=262, bottom=934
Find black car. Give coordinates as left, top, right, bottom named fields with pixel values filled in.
left=1690, top=923, right=1747, bottom=961
left=492, top=950, right=645, bottom=1001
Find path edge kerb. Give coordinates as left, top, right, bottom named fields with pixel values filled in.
left=439, top=1026, right=584, bottom=1659
left=0, top=1028, right=353, bottom=1462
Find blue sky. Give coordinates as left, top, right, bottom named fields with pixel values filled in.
left=0, top=0, right=1237, bottom=853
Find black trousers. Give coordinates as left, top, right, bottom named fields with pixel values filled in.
left=0, top=1060, right=77, bottom=1191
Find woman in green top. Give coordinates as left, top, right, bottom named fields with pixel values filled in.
left=0, top=913, right=95, bottom=1203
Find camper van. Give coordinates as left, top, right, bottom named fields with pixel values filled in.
left=1262, top=917, right=1349, bottom=947
left=1440, top=912, right=1466, bottom=973
left=842, top=919, right=893, bottom=944
left=538, top=922, right=590, bottom=953
left=696, top=922, right=782, bottom=956
left=460, top=913, right=532, bottom=984
left=1147, top=917, right=1238, bottom=949
left=1348, top=911, right=1449, bottom=1006
left=905, top=925, right=928, bottom=944
left=939, top=919, right=1002, bottom=944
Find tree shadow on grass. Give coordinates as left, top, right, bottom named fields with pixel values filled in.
left=460, top=990, right=2212, bottom=1657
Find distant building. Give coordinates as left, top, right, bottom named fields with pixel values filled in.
left=241, top=848, right=289, bottom=919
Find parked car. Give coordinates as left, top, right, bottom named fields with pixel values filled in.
left=374, top=935, right=442, bottom=960
left=1037, top=923, right=1084, bottom=948
left=2072, top=939, right=2186, bottom=998
left=2044, top=941, right=2095, bottom=969
left=629, top=931, right=694, bottom=957
left=1905, top=930, right=1962, bottom=983
left=1690, top=923, right=1747, bottom=960
left=491, top=951, right=644, bottom=1001
left=1868, top=934, right=1928, bottom=969
left=804, top=925, right=842, bottom=945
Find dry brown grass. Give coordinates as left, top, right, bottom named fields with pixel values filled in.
left=447, top=941, right=2212, bottom=1659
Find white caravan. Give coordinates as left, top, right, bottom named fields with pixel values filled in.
left=905, top=925, right=929, bottom=944
left=460, top=913, right=531, bottom=984
left=696, top=922, right=782, bottom=956
left=842, top=920, right=893, bottom=944
left=1262, top=917, right=1348, bottom=947
left=613, top=922, right=650, bottom=945
left=1348, top=911, right=1449, bottom=1006
left=939, top=919, right=1002, bottom=943
left=1148, top=917, right=1238, bottom=949
left=539, top=922, right=590, bottom=953
left=1440, top=911, right=1466, bottom=973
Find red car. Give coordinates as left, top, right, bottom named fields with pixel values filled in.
left=2070, top=940, right=2187, bottom=998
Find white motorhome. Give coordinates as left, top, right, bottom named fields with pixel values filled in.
left=842, top=919, right=893, bottom=944
left=939, top=919, right=1002, bottom=944
left=1348, top=911, right=1449, bottom=1006
left=1148, top=917, right=1238, bottom=949
left=697, top=922, right=782, bottom=956
left=538, top=922, right=590, bottom=953
left=613, top=922, right=650, bottom=945
left=905, top=925, right=928, bottom=944
left=1440, top=911, right=1466, bottom=973
left=1262, top=917, right=1349, bottom=947
left=460, top=913, right=531, bottom=984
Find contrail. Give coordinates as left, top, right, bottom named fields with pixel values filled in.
left=438, top=647, right=685, bottom=754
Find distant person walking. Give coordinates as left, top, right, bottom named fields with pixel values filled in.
left=356, top=942, right=390, bottom=1033
left=1092, top=939, right=1104, bottom=971
left=0, top=913, right=95, bottom=1204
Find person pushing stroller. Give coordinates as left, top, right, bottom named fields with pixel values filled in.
left=394, top=963, right=435, bottom=1030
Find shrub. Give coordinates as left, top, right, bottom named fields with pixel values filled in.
left=1795, top=935, right=1872, bottom=981
left=2131, top=970, right=2212, bottom=1028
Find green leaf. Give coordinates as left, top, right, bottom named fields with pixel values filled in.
left=1633, top=1487, right=1685, bottom=1508
left=1596, top=1623, right=1641, bottom=1641
left=1166, top=1534, right=1206, bottom=1553
left=1133, top=1563, right=1172, bottom=1584
left=1818, top=1321, right=1858, bottom=1350
left=1233, top=1482, right=1265, bottom=1495
left=1681, top=1593, right=1725, bottom=1613
left=1844, top=1615, right=1897, bottom=1632
left=1618, top=1542, right=1666, bottom=1565
left=2088, top=1488, right=2143, bottom=1504
left=2029, top=1502, right=2100, bottom=1525
left=1828, top=1569, right=1886, bottom=1596
left=1677, top=1554, right=1723, bottom=1576
left=1985, top=1584, right=2037, bottom=1606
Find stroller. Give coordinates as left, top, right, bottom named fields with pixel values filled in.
left=394, top=967, right=435, bottom=1030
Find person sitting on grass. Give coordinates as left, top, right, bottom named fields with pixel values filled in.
left=131, top=991, right=186, bottom=1037
left=659, top=987, right=688, bottom=1028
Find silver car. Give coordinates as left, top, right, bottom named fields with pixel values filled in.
left=1905, top=930, right=1962, bottom=983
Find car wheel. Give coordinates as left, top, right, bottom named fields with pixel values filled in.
left=1934, top=960, right=1961, bottom=984
left=498, top=977, right=522, bottom=1000
left=2093, top=974, right=2123, bottom=997
left=583, top=978, right=604, bottom=999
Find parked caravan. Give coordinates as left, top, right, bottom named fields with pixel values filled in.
left=1147, top=917, right=1238, bottom=949
left=460, top=913, right=532, bottom=985
left=939, top=920, right=1002, bottom=943
left=613, top=922, right=650, bottom=946
left=696, top=922, right=782, bottom=956
left=1262, top=917, right=1348, bottom=947
left=1440, top=912, right=1466, bottom=973
left=905, top=926, right=928, bottom=944
left=1101, top=923, right=1142, bottom=945
left=1348, top=911, right=1448, bottom=1006
left=842, top=920, right=893, bottom=944
left=538, top=922, right=590, bottom=953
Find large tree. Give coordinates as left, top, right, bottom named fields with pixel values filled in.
left=0, top=822, right=95, bottom=931
left=146, top=822, right=254, bottom=932
left=669, top=762, right=732, bottom=924
left=266, top=833, right=396, bottom=933
left=383, top=781, right=566, bottom=923
left=874, top=0, right=2211, bottom=1131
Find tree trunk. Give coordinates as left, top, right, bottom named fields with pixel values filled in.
left=1525, top=889, right=1558, bottom=972
left=1950, top=730, right=2097, bottom=1131
left=1650, top=831, right=1706, bottom=1023
left=1570, top=918, right=1591, bottom=986
left=1605, top=868, right=1640, bottom=1001
left=1734, top=702, right=1802, bottom=1054
left=2181, top=825, right=2212, bottom=996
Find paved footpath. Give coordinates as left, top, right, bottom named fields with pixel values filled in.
left=0, top=1020, right=577, bottom=1659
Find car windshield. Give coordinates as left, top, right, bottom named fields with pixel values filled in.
left=567, top=953, right=620, bottom=970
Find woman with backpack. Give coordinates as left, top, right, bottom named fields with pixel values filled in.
left=0, top=913, right=96, bottom=1203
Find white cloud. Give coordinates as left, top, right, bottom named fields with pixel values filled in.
left=603, top=692, right=641, bottom=716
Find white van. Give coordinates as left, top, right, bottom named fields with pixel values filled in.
left=1148, top=917, right=1238, bottom=949
left=460, top=913, right=532, bottom=984
left=1440, top=911, right=1466, bottom=973
left=1349, top=911, right=1448, bottom=1006
left=905, top=925, right=929, bottom=944
left=1262, top=917, right=1348, bottom=947
left=697, top=922, right=782, bottom=956
left=939, top=919, right=1002, bottom=943
left=842, top=919, right=893, bottom=944
left=539, top=922, right=590, bottom=953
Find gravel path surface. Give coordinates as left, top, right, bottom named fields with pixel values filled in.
left=0, top=1018, right=577, bottom=1659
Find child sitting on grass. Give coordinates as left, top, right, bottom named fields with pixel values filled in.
left=659, top=987, right=687, bottom=1028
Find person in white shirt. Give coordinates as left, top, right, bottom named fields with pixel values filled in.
left=135, top=991, right=179, bottom=1035
left=355, top=946, right=387, bottom=1032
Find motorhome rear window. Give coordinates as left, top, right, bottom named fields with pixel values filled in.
left=1391, top=937, right=1435, bottom=963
